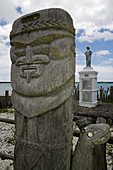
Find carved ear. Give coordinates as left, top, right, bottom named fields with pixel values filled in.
left=10, top=47, right=18, bottom=64
left=49, top=37, right=73, bottom=59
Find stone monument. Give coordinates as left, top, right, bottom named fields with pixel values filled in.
left=79, top=46, right=98, bottom=107
left=10, top=8, right=75, bottom=170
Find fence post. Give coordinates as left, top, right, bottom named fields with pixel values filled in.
left=100, top=86, right=103, bottom=101
left=110, top=86, right=113, bottom=100
left=75, top=85, right=79, bottom=100
left=5, top=90, right=9, bottom=106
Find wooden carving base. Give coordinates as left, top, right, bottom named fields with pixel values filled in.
left=14, top=96, right=73, bottom=170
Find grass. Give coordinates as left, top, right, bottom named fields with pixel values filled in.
left=0, top=106, right=14, bottom=114
left=102, top=99, right=113, bottom=104
left=106, top=119, right=113, bottom=126
left=97, top=98, right=113, bottom=104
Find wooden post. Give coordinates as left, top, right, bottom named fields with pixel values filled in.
left=103, top=89, right=105, bottom=101
left=5, top=90, right=9, bottom=106
left=106, top=87, right=109, bottom=99
left=72, top=124, right=110, bottom=170
left=10, top=8, right=75, bottom=170
left=110, top=86, right=113, bottom=100
left=100, top=86, right=103, bottom=101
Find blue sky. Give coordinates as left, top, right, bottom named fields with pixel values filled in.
left=0, top=0, right=113, bottom=82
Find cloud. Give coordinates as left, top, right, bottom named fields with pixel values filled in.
left=0, top=25, right=11, bottom=62
left=74, top=0, right=113, bottom=42
left=0, top=24, right=12, bottom=39
left=0, top=0, right=112, bottom=26
left=0, top=24, right=11, bottom=81
left=0, top=0, right=22, bottom=23
left=101, top=58, right=113, bottom=65
left=94, top=50, right=110, bottom=57
left=75, top=64, right=84, bottom=82
left=78, top=30, right=113, bottom=42
left=0, top=44, right=11, bottom=81
left=76, top=49, right=84, bottom=57
left=94, top=65, right=113, bottom=81
left=1, top=0, right=113, bottom=40
left=75, top=65, right=113, bottom=82
left=76, top=49, right=85, bottom=67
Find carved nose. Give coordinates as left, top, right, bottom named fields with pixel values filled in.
left=25, top=46, right=33, bottom=64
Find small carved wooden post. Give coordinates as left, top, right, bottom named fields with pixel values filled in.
left=5, top=90, right=9, bottom=106
left=10, top=8, right=75, bottom=170
left=72, top=124, right=110, bottom=170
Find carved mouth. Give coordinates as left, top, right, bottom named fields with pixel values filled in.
left=20, top=65, right=40, bottom=83
left=93, top=130, right=111, bottom=144
left=22, top=66, right=37, bottom=72
left=100, top=131, right=111, bottom=139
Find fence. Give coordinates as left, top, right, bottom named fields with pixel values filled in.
left=0, top=90, right=12, bottom=108
left=1, top=86, right=113, bottom=108
left=74, top=85, right=113, bottom=101
left=98, top=86, right=113, bottom=101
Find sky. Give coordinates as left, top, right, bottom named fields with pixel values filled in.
left=0, top=0, right=113, bottom=82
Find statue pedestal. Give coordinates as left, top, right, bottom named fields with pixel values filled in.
left=79, top=66, right=98, bottom=107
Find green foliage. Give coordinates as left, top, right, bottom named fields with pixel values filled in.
left=98, top=98, right=113, bottom=104
left=103, top=99, right=113, bottom=104
left=0, top=106, right=14, bottom=113
left=107, top=119, right=113, bottom=126
left=74, top=97, right=77, bottom=100
left=8, top=110, right=14, bottom=114
left=0, top=109, right=8, bottom=113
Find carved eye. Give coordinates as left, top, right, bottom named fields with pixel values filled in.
left=16, top=61, right=25, bottom=66
left=15, top=57, right=25, bottom=66
left=88, top=132, right=93, bottom=138
left=32, top=55, right=50, bottom=64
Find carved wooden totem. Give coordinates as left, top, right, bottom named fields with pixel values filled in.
left=10, top=8, right=75, bottom=170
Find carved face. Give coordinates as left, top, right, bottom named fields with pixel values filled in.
left=11, top=31, right=75, bottom=96
left=84, top=124, right=110, bottom=145
left=11, top=44, right=50, bottom=83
